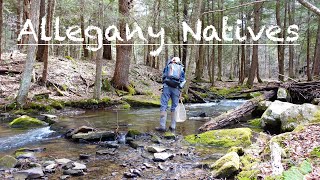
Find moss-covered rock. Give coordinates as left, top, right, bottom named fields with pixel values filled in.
left=236, top=170, right=259, bottom=180
left=211, top=152, right=240, bottom=178
left=122, top=95, right=161, bottom=107
left=9, top=115, right=47, bottom=128
left=228, top=147, right=244, bottom=156
left=126, top=129, right=142, bottom=138
left=210, top=86, right=244, bottom=97
left=164, top=132, right=175, bottom=140
left=249, top=92, right=262, bottom=98
left=248, top=118, right=261, bottom=128
left=185, top=128, right=252, bottom=147
left=0, top=155, right=17, bottom=169
left=311, top=146, right=320, bottom=158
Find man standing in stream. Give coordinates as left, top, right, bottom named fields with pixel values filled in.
left=155, top=57, right=186, bottom=132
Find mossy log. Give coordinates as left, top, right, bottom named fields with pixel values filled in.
left=199, top=90, right=276, bottom=132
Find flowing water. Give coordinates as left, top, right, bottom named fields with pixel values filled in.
left=0, top=100, right=247, bottom=179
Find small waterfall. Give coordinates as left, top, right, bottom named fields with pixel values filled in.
left=0, top=127, right=55, bottom=151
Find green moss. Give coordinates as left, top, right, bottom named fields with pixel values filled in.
left=249, top=92, right=262, bottom=98
left=298, top=160, right=312, bottom=175
left=185, top=128, right=252, bottom=147
left=240, top=154, right=259, bottom=171
left=237, top=170, right=259, bottom=180
left=127, top=129, right=142, bottom=137
left=140, top=80, right=150, bottom=87
left=102, top=79, right=112, bottom=92
left=122, top=95, right=161, bottom=107
left=293, top=125, right=305, bottom=132
left=65, top=55, right=74, bottom=61
left=210, top=86, right=244, bottom=96
left=164, top=132, right=175, bottom=139
left=211, top=152, right=240, bottom=178
left=0, top=155, right=18, bottom=169
left=121, top=103, right=131, bottom=109
left=50, top=101, right=64, bottom=110
left=264, top=175, right=283, bottom=180
left=283, top=167, right=304, bottom=180
left=61, top=84, right=68, bottom=91
left=311, top=146, right=320, bottom=158
left=128, top=85, right=136, bottom=96
left=27, top=102, right=53, bottom=112
left=312, top=111, right=320, bottom=123
left=9, top=115, right=47, bottom=128
left=248, top=118, right=261, bottom=127
left=228, top=146, right=244, bottom=156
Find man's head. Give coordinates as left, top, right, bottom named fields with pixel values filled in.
left=171, top=57, right=181, bottom=64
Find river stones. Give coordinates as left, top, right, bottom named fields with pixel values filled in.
left=99, top=141, right=120, bottom=148
left=96, top=149, right=116, bottom=156
left=151, top=135, right=161, bottom=144
left=13, top=167, right=44, bottom=179
left=65, top=126, right=96, bottom=138
left=55, top=158, right=72, bottom=165
left=63, top=169, right=84, bottom=176
left=9, top=115, right=47, bottom=128
left=72, top=162, right=86, bottom=170
left=164, top=132, right=175, bottom=140
left=153, top=152, right=174, bottom=162
left=0, top=155, right=17, bottom=169
left=71, top=131, right=115, bottom=141
left=45, top=163, right=57, bottom=173
left=40, top=114, right=58, bottom=125
left=147, top=146, right=166, bottom=153
left=277, top=88, right=290, bottom=101
left=16, top=152, right=36, bottom=160
left=79, top=154, right=90, bottom=160
left=211, top=152, right=240, bottom=178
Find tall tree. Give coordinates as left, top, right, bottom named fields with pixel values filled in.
left=306, top=10, right=312, bottom=81
left=195, top=3, right=206, bottom=81
left=182, top=0, right=188, bottom=67
left=112, top=0, right=133, bottom=91
left=41, top=0, right=55, bottom=84
left=217, top=0, right=223, bottom=81
left=313, top=18, right=320, bottom=78
left=276, top=0, right=286, bottom=81
left=0, top=0, right=2, bottom=60
left=288, top=0, right=295, bottom=79
left=16, top=0, right=41, bottom=106
left=80, top=0, right=89, bottom=58
left=36, top=0, right=45, bottom=61
left=247, top=0, right=262, bottom=87
left=94, top=0, right=104, bottom=99
left=297, top=0, right=320, bottom=16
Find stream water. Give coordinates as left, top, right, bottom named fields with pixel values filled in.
left=0, top=99, right=247, bottom=179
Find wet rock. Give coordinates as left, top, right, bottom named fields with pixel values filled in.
left=211, top=152, right=240, bottom=178
left=227, top=147, right=244, bottom=156
left=111, top=172, right=118, bottom=176
left=99, top=141, right=120, bottom=148
left=16, top=152, right=36, bottom=160
left=143, top=163, right=154, bottom=169
left=123, top=172, right=137, bottom=178
left=62, top=162, right=74, bottom=170
left=126, top=129, right=142, bottom=138
left=164, top=132, right=175, bottom=140
left=65, top=126, right=95, bottom=138
left=55, top=158, right=72, bottom=165
left=0, top=155, right=17, bottom=169
left=45, top=163, right=57, bottom=173
left=185, top=128, right=252, bottom=147
left=9, top=115, right=47, bottom=128
left=43, top=160, right=55, bottom=167
left=72, top=162, right=86, bottom=170
left=151, top=135, right=161, bottom=144
left=312, top=98, right=320, bottom=105
left=79, top=154, right=90, bottom=160
left=60, top=175, right=70, bottom=180
left=128, top=140, right=143, bottom=149
left=153, top=152, right=174, bottom=162
left=13, top=167, right=44, bottom=179
left=257, top=101, right=272, bottom=111
left=72, top=131, right=115, bottom=141
left=117, top=132, right=126, bottom=144
left=277, top=88, right=290, bottom=101
left=96, top=149, right=116, bottom=155
left=147, top=146, right=166, bottom=153
left=40, top=114, right=58, bottom=125
left=15, top=147, right=46, bottom=155
left=63, top=169, right=84, bottom=176
left=130, top=169, right=142, bottom=177
left=198, top=112, right=207, bottom=117
left=158, top=163, right=169, bottom=171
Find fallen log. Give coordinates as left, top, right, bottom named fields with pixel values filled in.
left=198, top=90, right=276, bottom=132
left=188, top=88, right=206, bottom=103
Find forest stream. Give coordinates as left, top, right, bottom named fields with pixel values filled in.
left=0, top=100, right=247, bottom=179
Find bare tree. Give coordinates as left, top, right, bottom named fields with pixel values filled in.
left=16, top=0, right=41, bottom=106
left=313, top=18, right=320, bottom=78
left=0, top=0, right=3, bottom=60
left=36, top=0, right=45, bottom=61
left=112, top=0, right=133, bottom=91
left=80, top=0, right=89, bottom=58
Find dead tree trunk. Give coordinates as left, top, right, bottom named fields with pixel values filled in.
left=199, top=90, right=276, bottom=132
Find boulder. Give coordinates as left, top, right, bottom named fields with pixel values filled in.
left=13, top=167, right=44, bottom=179
left=151, top=135, right=162, bottom=144
left=40, top=114, right=58, bottom=125
left=126, top=129, right=142, bottom=138
left=164, top=132, right=175, bottom=140
left=65, top=126, right=95, bottom=138
left=185, top=128, right=252, bottom=147
left=261, top=101, right=320, bottom=132
left=72, top=162, right=86, bottom=170
left=312, top=98, right=320, bottom=105
left=9, top=115, right=47, bottom=128
left=280, top=103, right=320, bottom=131
left=55, top=158, right=72, bottom=165
left=0, top=155, right=17, bottom=169
left=72, top=131, right=115, bottom=141
left=261, top=101, right=296, bottom=129
left=257, top=101, right=272, bottom=111
left=277, top=88, right=290, bottom=101
left=63, top=169, right=84, bottom=176
left=211, top=152, right=240, bottom=178
left=153, top=152, right=174, bottom=162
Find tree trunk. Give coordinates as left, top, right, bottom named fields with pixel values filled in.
left=182, top=0, right=188, bottom=67
left=41, top=0, right=55, bottom=84
left=313, top=18, right=320, bottom=78
left=307, top=11, right=312, bottom=81
left=174, top=0, right=181, bottom=58
left=94, top=0, right=104, bottom=100
left=199, top=90, right=276, bottom=132
left=80, top=0, right=89, bottom=58
left=36, top=0, right=45, bottom=61
left=195, top=6, right=205, bottom=81
left=217, top=0, right=223, bottom=81
left=112, top=0, right=133, bottom=90
left=247, top=0, right=262, bottom=87
left=21, top=0, right=30, bottom=51
left=16, top=0, right=23, bottom=48
left=288, top=0, right=295, bottom=79
left=0, top=0, right=2, bottom=60
left=103, top=38, right=112, bottom=60
left=276, top=0, right=286, bottom=81
left=297, top=0, right=320, bottom=16
left=16, top=0, right=41, bottom=107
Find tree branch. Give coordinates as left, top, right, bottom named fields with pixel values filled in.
left=297, top=0, right=320, bottom=16
left=202, top=0, right=272, bottom=16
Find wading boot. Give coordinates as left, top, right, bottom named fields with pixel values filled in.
left=155, top=111, right=167, bottom=132
left=169, top=111, right=177, bottom=133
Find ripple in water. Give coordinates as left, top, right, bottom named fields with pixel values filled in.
left=0, top=127, right=55, bottom=151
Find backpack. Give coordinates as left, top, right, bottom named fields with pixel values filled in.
left=163, top=62, right=183, bottom=88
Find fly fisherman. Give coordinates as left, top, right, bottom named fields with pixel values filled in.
left=155, top=57, right=186, bottom=132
